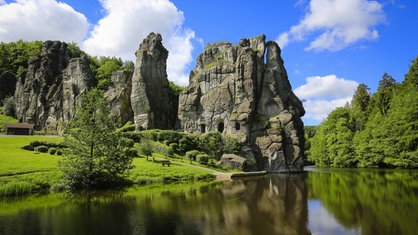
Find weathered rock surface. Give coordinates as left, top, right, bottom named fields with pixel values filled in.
left=178, top=35, right=305, bottom=172
left=221, top=153, right=247, bottom=171
left=105, top=70, right=134, bottom=125
left=14, top=41, right=93, bottom=131
left=130, top=33, right=175, bottom=130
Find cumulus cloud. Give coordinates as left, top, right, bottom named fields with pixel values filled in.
left=294, top=75, right=358, bottom=122
left=0, top=0, right=88, bottom=43
left=277, top=0, right=385, bottom=51
left=82, top=0, right=195, bottom=85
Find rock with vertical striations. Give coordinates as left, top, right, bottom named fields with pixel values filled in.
left=105, top=70, right=134, bottom=125
left=130, top=33, right=174, bottom=130
left=178, top=35, right=305, bottom=173
left=14, top=41, right=93, bottom=132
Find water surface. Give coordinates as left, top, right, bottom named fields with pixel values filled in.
left=0, top=168, right=416, bottom=235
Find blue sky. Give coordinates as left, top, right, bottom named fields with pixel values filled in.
left=1, top=0, right=417, bottom=125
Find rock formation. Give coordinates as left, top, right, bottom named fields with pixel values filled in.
left=178, top=35, right=305, bottom=173
left=14, top=41, right=93, bottom=131
left=130, top=33, right=175, bottom=130
left=105, top=70, right=134, bottom=125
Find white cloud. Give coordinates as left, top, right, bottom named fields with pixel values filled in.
left=294, top=75, right=358, bottom=122
left=294, top=75, right=358, bottom=99
left=277, top=0, right=385, bottom=51
left=82, top=0, right=195, bottom=85
left=0, top=0, right=88, bottom=43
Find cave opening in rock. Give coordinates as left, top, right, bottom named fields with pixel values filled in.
left=200, top=124, right=205, bottom=133
left=218, top=122, right=224, bottom=132
left=235, top=122, right=241, bottom=131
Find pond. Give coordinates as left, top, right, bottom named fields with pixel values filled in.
left=0, top=167, right=417, bottom=235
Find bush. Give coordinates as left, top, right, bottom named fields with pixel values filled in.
left=186, top=150, right=200, bottom=162
left=119, top=137, right=135, bottom=148
left=124, top=148, right=138, bottom=157
left=49, top=148, right=57, bottom=155
left=196, top=153, right=210, bottom=164
left=21, top=144, right=34, bottom=151
left=30, top=140, right=47, bottom=147
left=169, top=143, right=179, bottom=153
left=56, top=149, right=63, bottom=156
left=36, top=145, right=48, bottom=153
left=121, top=132, right=141, bottom=142
left=116, top=121, right=136, bottom=132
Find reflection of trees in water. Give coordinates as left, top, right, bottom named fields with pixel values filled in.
left=0, top=175, right=311, bottom=235
left=307, top=169, right=418, bottom=235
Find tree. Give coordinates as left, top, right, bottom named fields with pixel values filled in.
left=59, top=89, right=134, bottom=189
left=351, top=84, right=371, bottom=131
left=374, top=73, right=397, bottom=117
left=138, top=139, right=154, bottom=161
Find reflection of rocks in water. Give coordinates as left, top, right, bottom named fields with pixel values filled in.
left=217, top=174, right=311, bottom=235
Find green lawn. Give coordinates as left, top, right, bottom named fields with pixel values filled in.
left=0, top=135, right=215, bottom=196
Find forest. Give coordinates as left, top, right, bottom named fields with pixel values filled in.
left=306, top=57, right=418, bottom=168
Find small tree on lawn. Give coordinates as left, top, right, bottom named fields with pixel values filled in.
left=139, top=139, right=154, bottom=161
left=59, top=89, right=134, bottom=190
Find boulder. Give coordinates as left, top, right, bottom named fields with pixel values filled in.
left=178, top=35, right=305, bottom=172
left=221, top=154, right=247, bottom=171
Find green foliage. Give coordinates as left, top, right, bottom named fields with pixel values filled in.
left=2, top=96, right=15, bottom=117
left=196, top=153, right=210, bottom=164
left=49, top=148, right=57, bottom=155
left=67, top=42, right=88, bottom=58
left=0, top=113, right=18, bottom=133
left=117, top=121, right=136, bottom=132
left=0, top=40, right=43, bottom=74
left=186, top=150, right=200, bottom=163
left=88, top=56, right=133, bottom=90
left=138, top=139, right=154, bottom=160
left=36, top=145, right=49, bottom=153
left=59, top=89, right=134, bottom=189
left=308, top=58, right=418, bottom=169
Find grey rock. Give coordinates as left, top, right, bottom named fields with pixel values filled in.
left=178, top=35, right=305, bottom=172
left=105, top=70, right=134, bottom=125
left=221, top=153, right=247, bottom=171
left=130, top=33, right=174, bottom=130
left=14, top=41, right=93, bottom=131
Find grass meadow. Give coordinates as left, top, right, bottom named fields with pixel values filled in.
left=0, top=135, right=215, bottom=196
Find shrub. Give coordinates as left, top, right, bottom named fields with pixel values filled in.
left=186, top=150, right=200, bottom=162
left=36, top=145, right=48, bottom=153
left=121, top=132, right=141, bottom=142
left=56, top=149, right=63, bottom=156
left=119, top=137, right=135, bottom=148
left=21, top=144, right=34, bottom=151
left=196, top=153, right=210, bottom=164
left=30, top=140, right=47, bottom=147
left=124, top=148, right=138, bottom=157
left=116, top=121, right=136, bottom=132
left=169, top=143, right=179, bottom=153
left=49, top=147, right=57, bottom=155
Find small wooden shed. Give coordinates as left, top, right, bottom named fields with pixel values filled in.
left=5, top=123, right=35, bottom=135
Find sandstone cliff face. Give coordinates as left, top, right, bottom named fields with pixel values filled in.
left=178, top=35, right=305, bottom=172
left=105, top=70, right=134, bottom=125
left=130, top=33, right=175, bottom=130
left=14, top=41, right=93, bottom=131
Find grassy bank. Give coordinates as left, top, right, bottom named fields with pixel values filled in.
left=0, top=135, right=215, bottom=196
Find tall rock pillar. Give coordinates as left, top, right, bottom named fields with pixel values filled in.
left=130, top=33, right=174, bottom=130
